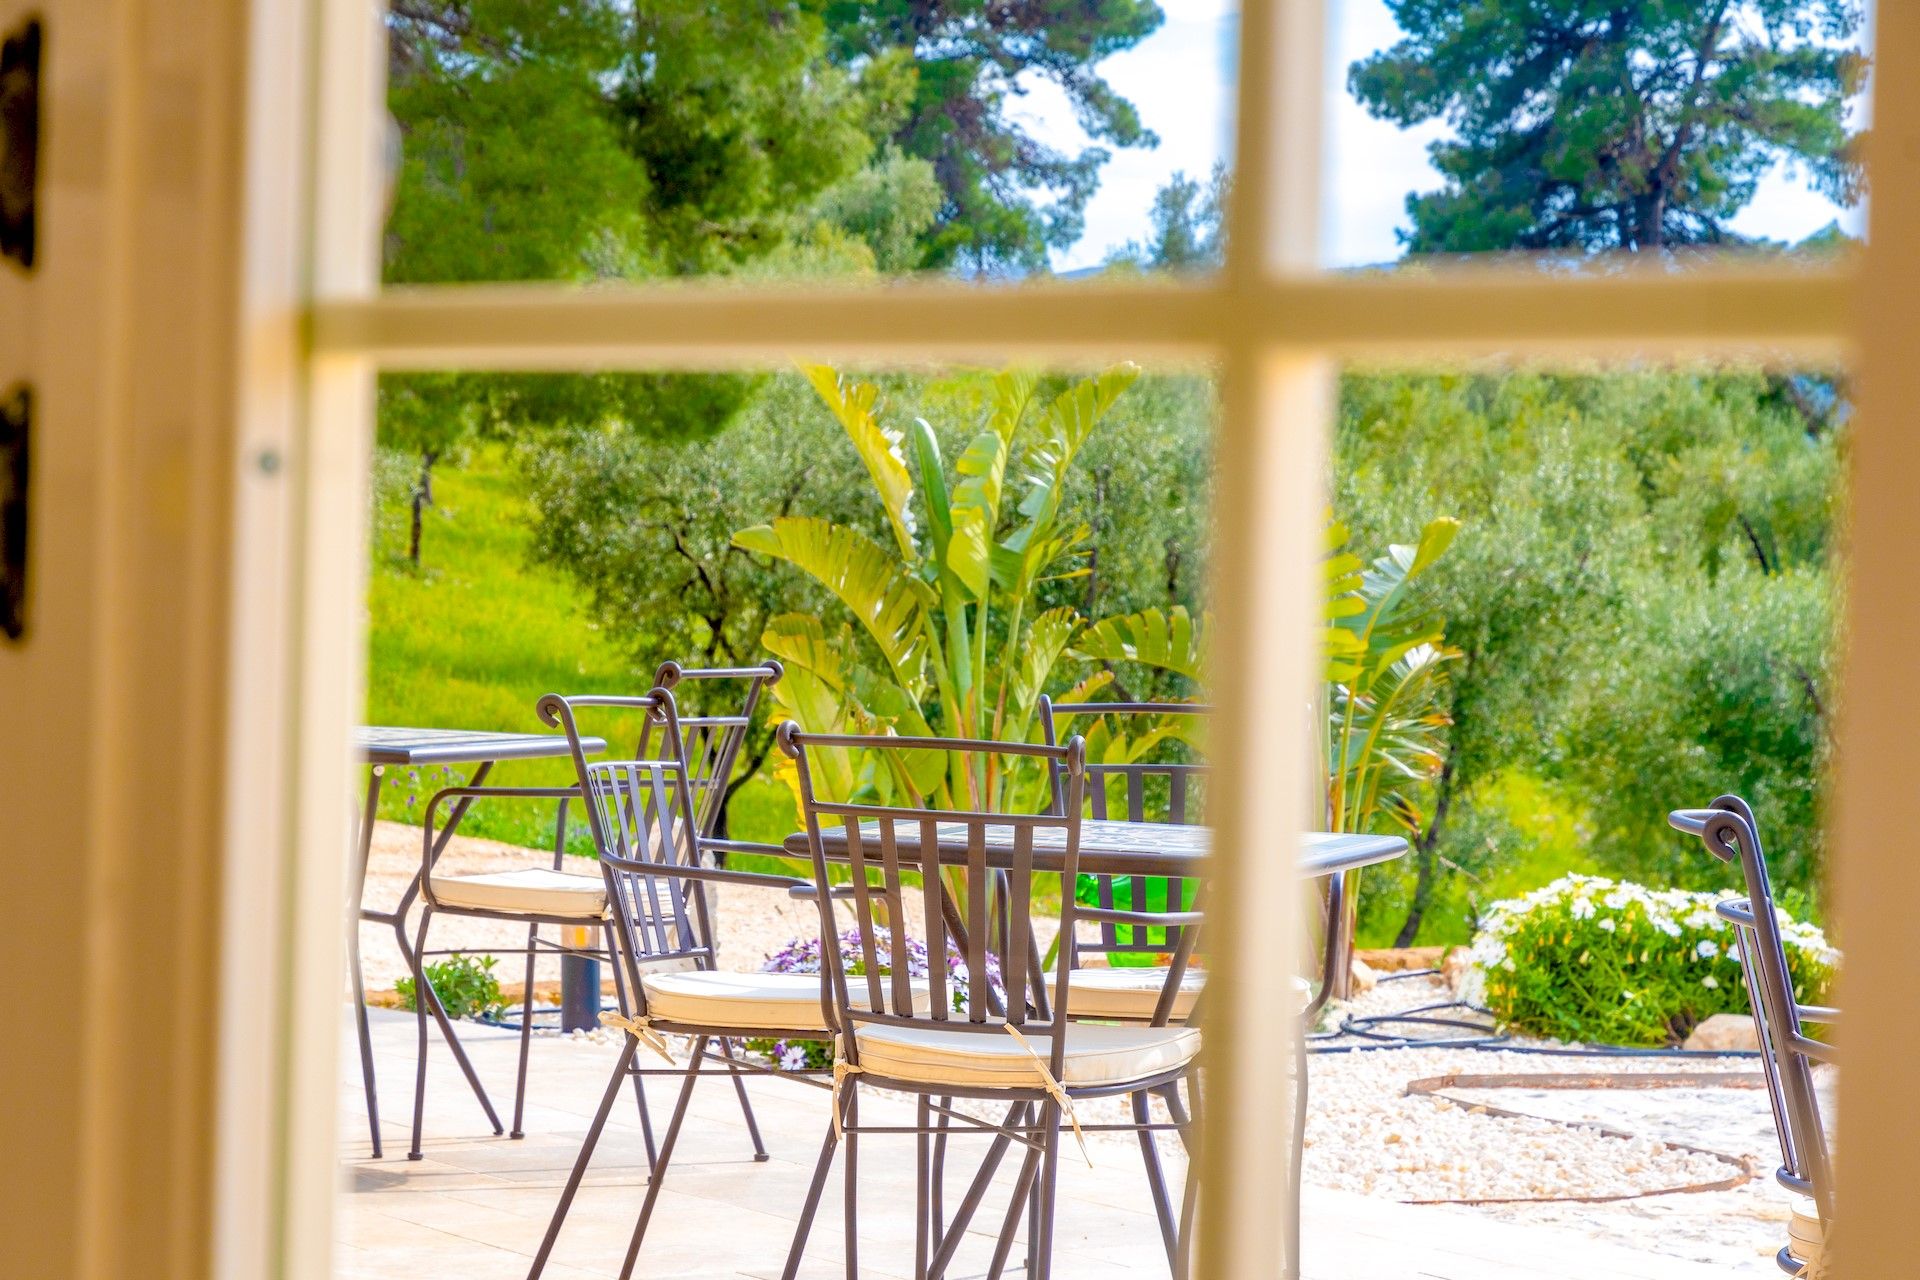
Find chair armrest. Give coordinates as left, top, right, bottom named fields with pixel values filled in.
left=788, top=883, right=864, bottom=901
left=1797, top=1004, right=1840, bottom=1026
left=701, top=837, right=809, bottom=865
left=1792, top=1031, right=1838, bottom=1065
left=1075, top=907, right=1206, bottom=929
left=599, top=853, right=810, bottom=893
left=1667, top=809, right=1715, bottom=837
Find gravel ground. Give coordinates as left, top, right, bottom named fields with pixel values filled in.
left=1305, top=973, right=1828, bottom=1273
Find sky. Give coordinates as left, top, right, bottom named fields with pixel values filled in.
left=1016, top=1, right=1867, bottom=272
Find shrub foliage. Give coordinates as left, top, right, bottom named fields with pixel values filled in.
left=1464, top=874, right=1836, bottom=1047
left=395, top=953, right=507, bottom=1022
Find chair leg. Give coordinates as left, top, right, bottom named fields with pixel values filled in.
left=604, top=956, right=657, bottom=1170
left=1132, top=1090, right=1180, bottom=1273
left=402, top=907, right=504, bottom=1147
left=930, top=1094, right=949, bottom=1247
left=927, top=1103, right=1026, bottom=1279
left=1174, top=1144, right=1200, bottom=1280
left=718, top=1036, right=769, bottom=1161
left=780, top=1121, right=839, bottom=1280
left=842, top=1088, right=859, bottom=1280
left=348, top=913, right=382, bottom=1158
left=1156, top=1076, right=1199, bottom=1165
left=409, top=910, right=433, bottom=1162
left=915, top=1097, right=931, bottom=1280
left=984, top=1104, right=1042, bottom=1280
left=1031, top=1101, right=1066, bottom=1280
left=525, top=1036, right=638, bottom=1280
left=511, top=921, right=538, bottom=1139
left=617, top=1035, right=707, bottom=1280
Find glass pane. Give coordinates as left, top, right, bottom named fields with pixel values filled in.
left=1318, top=355, right=1843, bottom=1263
left=1324, top=1, right=1872, bottom=269
left=342, top=359, right=1225, bottom=1270
left=341, top=352, right=1849, bottom=1276
left=382, top=1, right=1237, bottom=286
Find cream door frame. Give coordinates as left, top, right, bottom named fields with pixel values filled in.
left=241, top=2, right=1908, bottom=1278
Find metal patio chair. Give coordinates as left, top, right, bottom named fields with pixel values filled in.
left=403, top=662, right=782, bottom=1162
left=1670, top=796, right=1838, bottom=1276
left=778, top=724, right=1204, bottom=1280
left=525, top=688, right=920, bottom=1279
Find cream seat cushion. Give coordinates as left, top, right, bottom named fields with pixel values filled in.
left=1787, top=1197, right=1825, bottom=1269
left=1048, top=967, right=1206, bottom=1021
left=853, top=1020, right=1201, bottom=1089
left=1048, top=970, right=1311, bottom=1021
left=642, top=970, right=932, bottom=1032
left=428, top=868, right=606, bottom=918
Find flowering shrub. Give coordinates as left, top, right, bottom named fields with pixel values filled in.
left=1463, top=874, right=1837, bottom=1047
left=745, top=930, right=1003, bottom=1070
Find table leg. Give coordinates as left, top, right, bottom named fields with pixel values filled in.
left=392, top=759, right=505, bottom=1135
left=1304, top=869, right=1350, bottom=1022
left=350, top=768, right=384, bottom=1156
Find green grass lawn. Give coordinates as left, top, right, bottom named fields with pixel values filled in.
left=367, top=446, right=805, bottom=853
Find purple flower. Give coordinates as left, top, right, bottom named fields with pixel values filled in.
left=761, top=929, right=1004, bottom=1013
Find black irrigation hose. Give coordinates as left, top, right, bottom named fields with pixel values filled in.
left=1308, top=994, right=1762, bottom=1059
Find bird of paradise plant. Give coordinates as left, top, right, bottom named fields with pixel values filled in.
left=733, top=362, right=1201, bottom=823
left=1323, top=514, right=1461, bottom=835
left=735, top=362, right=1458, bottom=930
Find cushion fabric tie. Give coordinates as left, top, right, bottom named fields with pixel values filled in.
left=830, top=1033, right=865, bottom=1138
left=598, top=1010, right=676, bottom=1064
left=1002, top=1024, right=1093, bottom=1167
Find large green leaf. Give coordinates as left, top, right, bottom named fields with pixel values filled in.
left=947, top=430, right=1009, bottom=601
left=734, top=517, right=930, bottom=693
left=760, top=612, right=853, bottom=692
left=1071, top=606, right=1207, bottom=681
left=1009, top=363, right=1140, bottom=564
left=848, top=669, right=947, bottom=796
left=761, top=615, right=861, bottom=803
left=1330, top=641, right=1458, bottom=834
left=799, top=363, right=919, bottom=562
left=1324, top=516, right=1369, bottom=682
left=1002, top=607, right=1081, bottom=737
left=1333, top=516, right=1460, bottom=687
left=986, top=368, right=1040, bottom=445
left=907, top=418, right=953, bottom=569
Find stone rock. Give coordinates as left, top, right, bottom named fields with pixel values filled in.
left=1349, top=957, right=1379, bottom=994
left=1354, top=945, right=1446, bottom=972
left=1684, top=1012, right=1760, bottom=1052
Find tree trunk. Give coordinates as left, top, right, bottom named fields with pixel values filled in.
left=1392, top=751, right=1458, bottom=947
left=407, top=448, right=438, bottom=566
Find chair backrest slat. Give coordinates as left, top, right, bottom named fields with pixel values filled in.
left=1039, top=696, right=1208, bottom=966
left=966, top=822, right=989, bottom=1023
left=1007, top=825, right=1035, bottom=1025
left=918, top=816, right=947, bottom=1017
left=844, top=817, right=886, bottom=1015
left=636, top=660, right=783, bottom=839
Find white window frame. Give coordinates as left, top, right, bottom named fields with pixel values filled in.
left=240, top=2, right=1917, bottom=1276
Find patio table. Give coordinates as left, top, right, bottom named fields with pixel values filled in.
left=780, top=819, right=1405, bottom=1018
left=780, top=818, right=1404, bottom=881
left=349, top=727, right=605, bottom=1157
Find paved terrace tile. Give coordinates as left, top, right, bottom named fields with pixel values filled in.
left=338, top=1010, right=1734, bottom=1279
